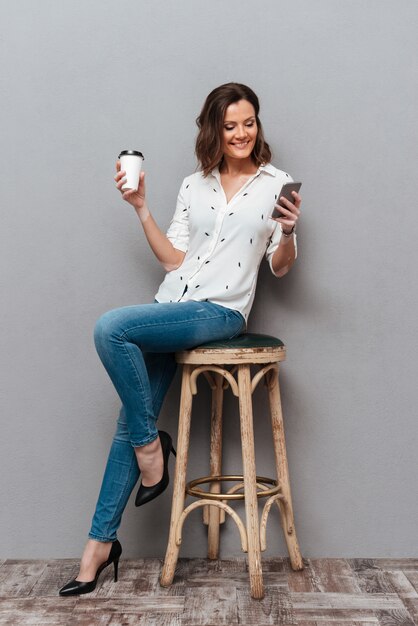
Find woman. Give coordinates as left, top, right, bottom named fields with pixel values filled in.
left=59, top=82, right=302, bottom=596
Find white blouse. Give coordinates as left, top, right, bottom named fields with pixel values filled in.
left=154, top=162, right=297, bottom=322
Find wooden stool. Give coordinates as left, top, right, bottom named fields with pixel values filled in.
left=160, top=333, right=304, bottom=599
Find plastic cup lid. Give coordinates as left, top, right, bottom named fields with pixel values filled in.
left=118, top=150, right=144, bottom=159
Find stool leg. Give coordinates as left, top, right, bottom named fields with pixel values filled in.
left=160, top=364, right=193, bottom=587
left=268, top=367, right=304, bottom=571
left=238, top=364, right=264, bottom=600
left=207, top=372, right=224, bottom=559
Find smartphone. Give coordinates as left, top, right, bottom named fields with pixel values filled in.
left=271, top=182, right=302, bottom=219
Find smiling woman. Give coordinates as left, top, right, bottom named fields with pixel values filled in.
left=59, top=81, right=302, bottom=598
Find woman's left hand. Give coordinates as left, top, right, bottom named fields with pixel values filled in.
left=273, top=191, right=302, bottom=234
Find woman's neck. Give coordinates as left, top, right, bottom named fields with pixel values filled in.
left=219, top=156, right=258, bottom=177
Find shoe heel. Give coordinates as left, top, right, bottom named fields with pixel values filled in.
left=114, top=558, right=119, bottom=582
left=171, top=445, right=177, bottom=457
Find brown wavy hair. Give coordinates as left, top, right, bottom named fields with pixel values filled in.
left=195, top=82, right=272, bottom=177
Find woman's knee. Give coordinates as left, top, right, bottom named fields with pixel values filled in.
left=93, top=308, right=125, bottom=350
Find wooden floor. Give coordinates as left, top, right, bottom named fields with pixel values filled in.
left=0, top=557, right=417, bottom=625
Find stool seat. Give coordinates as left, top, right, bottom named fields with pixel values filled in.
left=176, top=333, right=286, bottom=365
left=196, top=333, right=284, bottom=349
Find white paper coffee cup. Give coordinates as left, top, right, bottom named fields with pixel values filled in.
left=118, top=150, right=144, bottom=191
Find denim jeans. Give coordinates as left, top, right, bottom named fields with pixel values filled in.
left=88, top=300, right=245, bottom=542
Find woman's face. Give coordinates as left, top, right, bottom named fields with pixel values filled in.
left=221, top=99, right=258, bottom=161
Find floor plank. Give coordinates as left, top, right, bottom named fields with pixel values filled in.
left=386, top=571, right=418, bottom=600
left=374, top=608, right=416, bottom=625
left=281, top=557, right=319, bottom=593
left=0, top=597, right=77, bottom=626
left=290, top=592, right=404, bottom=610
left=372, top=560, right=418, bottom=572
left=183, top=586, right=238, bottom=625
left=405, top=572, right=418, bottom=594
left=311, top=559, right=362, bottom=594
left=399, top=598, right=418, bottom=625
left=66, top=598, right=184, bottom=626
left=0, top=560, right=49, bottom=597
left=236, top=586, right=295, bottom=625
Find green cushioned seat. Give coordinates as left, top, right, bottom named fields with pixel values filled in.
left=195, top=333, right=284, bottom=350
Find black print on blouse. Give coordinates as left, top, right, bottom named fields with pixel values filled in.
left=229, top=212, right=234, bottom=216
left=195, top=285, right=200, bottom=288
left=243, top=192, right=248, bottom=196
left=211, top=206, right=215, bottom=210
left=213, top=188, right=217, bottom=192
left=226, top=285, right=228, bottom=289
left=205, top=232, right=209, bottom=236
left=275, top=194, right=277, bottom=200
left=261, top=214, right=264, bottom=220
left=205, top=260, right=210, bottom=264
left=250, top=238, right=253, bottom=244
left=221, top=238, right=225, bottom=242
left=198, top=256, right=200, bottom=260
left=186, top=184, right=190, bottom=188
left=180, top=276, right=183, bottom=280
left=181, top=285, right=188, bottom=297
left=238, top=262, right=241, bottom=267
left=286, top=174, right=289, bottom=178
left=183, top=208, right=187, bottom=212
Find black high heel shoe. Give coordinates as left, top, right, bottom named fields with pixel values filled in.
left=135, top=430, right=176, bottom=507
left=58, top=539, right=122, bottom=596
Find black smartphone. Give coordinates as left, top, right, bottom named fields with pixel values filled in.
left=271, top=182, right=302, bottom=219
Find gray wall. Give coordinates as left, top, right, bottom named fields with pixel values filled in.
left=1, top=0, right=417, bottom=559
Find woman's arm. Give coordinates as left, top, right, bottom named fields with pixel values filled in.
left=271, top=233, right=297, bottom=277
left=136, top=208, right=186, bottom=272
left=115, top=162, right=185, bottom=272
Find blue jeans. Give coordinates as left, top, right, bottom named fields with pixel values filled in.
left=88, top=300, right=245, bottom=542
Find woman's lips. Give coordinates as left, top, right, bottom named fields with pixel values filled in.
left=231, top=141, right=250, bottom=149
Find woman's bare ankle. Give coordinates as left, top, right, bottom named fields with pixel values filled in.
left=76, top=540, right=112, bottom=581
left=134, top=436, right=164, bottom=487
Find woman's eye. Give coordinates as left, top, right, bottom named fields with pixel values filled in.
left=224, top=122, right=255, bottom=131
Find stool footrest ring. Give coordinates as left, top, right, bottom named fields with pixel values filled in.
left=186, top=474, right=280, bottom=500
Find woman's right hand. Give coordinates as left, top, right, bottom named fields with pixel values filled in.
left=114, top=160, right=146, bottom=211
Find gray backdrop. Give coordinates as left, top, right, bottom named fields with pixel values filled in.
left=1, top=0, right=417, bottom=559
